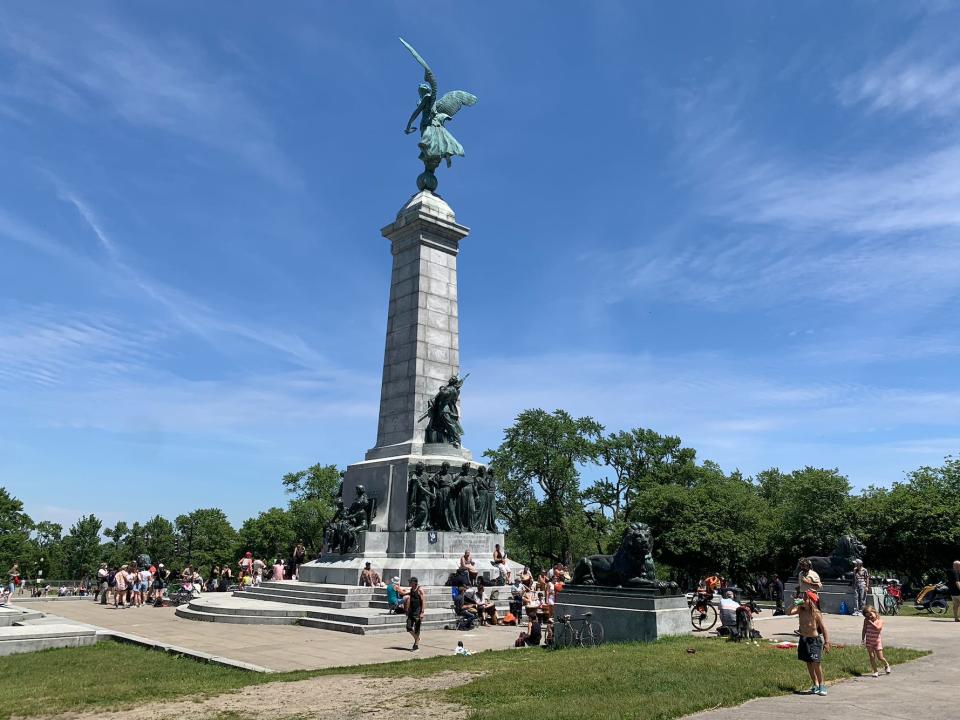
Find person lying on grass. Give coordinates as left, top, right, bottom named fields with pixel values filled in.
left=787, top=590, right=831, bottom=696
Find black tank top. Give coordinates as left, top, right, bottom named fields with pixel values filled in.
left=408, top=587, right=423, bottom=615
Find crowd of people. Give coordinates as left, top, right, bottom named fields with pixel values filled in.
left=360, top=547, right=571, bottom=651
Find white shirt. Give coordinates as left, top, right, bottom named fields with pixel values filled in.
left=719, top=597, right=739, bottom=626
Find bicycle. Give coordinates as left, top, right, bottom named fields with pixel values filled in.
left=880, top=587, right=900, bottom=616
left=554, top=612, right=605, bottom=648
left=689, top=592, right=718, bottom=631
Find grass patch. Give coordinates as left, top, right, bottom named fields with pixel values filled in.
left=358, top=636, right=928, bottom=720
left=0, top=642, right=311, bottom=720
left=0, top=636, right=928, bottom=720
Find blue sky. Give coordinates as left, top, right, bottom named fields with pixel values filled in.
left=2, top=2, right=959, bottom=530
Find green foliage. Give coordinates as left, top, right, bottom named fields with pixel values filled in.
left=851, top=457, right=960, bottom=582
left=175, top=508, right=237, bottom=572
left=61, top=515, right=103, bottom=579
left=487, top=409, right=603, bottom=566
left=282, top=463, right=342, bottom=501
left=236, top=507, right=296, bottom=562
left=757, top=467, right=853, bottom=571
left=0, top=487, right=33, bottom=572
left=288, top=497, right=332, bottom=556
left=636, top=463, right=773, bottom=586
left=585, top=428, right=699, bottom=545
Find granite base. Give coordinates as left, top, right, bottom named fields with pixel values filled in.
left=299, top=530, right=519, bottom=586
left=554, top=586, right=689, bottom=644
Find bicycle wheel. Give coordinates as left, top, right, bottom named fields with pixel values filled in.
left=556, top=622, right=576, bottom=648
left=579, top=621, right=604, bottom=647
left=691, top=604, right=717, bottom=631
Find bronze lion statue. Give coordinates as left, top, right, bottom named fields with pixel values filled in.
left=572, top=522, right=673, bottom=589
left=795, top=534, right=866, bottom=581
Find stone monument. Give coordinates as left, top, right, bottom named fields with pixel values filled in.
left=299, top=39, right=513, bottom=586
left=794, top=534, right=872, bottom=614
left=555, top=523, right=689, bottom=643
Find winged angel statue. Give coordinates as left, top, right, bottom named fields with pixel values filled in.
left=400, top=38, right=477, bottom=192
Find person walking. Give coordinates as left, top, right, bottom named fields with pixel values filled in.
left=771, top=573, right=785, bottom=615
left=291, top=541, right=306, bottom=580
left=851, top=560, right=870, bottom=616
left=1, top=563, right=19, bottom=605
left=405, top=576, right=426, bottom=652
left=949, top=560, right=960, bottom=622
left=113, top=564, right=128, bottom=608
left=861, top=606, right=891, bottom=676
left=94, top=563, right=109, bottom=604
left=787, top=590, right=831, bottom=696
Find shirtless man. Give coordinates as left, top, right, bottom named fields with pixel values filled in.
left=788, top=590, right=831, bottom=696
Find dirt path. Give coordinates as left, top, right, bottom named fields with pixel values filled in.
left=35, top=671, right=480, bottom=720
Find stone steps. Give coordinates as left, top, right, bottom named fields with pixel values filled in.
left=174, top=606, right=301, bottom=625
left=234, top=590, right=372, bottom=609
left=176, top=580, right=514, bottom=635
left=297, top=616, right=451, bottom=635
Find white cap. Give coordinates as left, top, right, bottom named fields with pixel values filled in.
left=391, top=576, right=400, bottom=583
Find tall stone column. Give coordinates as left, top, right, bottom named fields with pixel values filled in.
left=299, top=192, right=513, bottom=585
left=368, top=190, right=470, bottom=461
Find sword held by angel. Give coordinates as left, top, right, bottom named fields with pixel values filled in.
left=400, top=37, right=478, bottom=193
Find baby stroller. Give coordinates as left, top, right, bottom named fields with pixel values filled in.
left=169, top=582, right=200, bottom=607
left=914, top=582, right=950, bottom=614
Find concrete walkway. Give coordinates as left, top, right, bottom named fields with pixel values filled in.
left=687, top=612, right=960, bottom=720
left=25, top=599, right=520, bottom=672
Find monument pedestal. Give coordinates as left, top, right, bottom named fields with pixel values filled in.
left=813, top=580, right=873, bottom=614
left=554, top=586, right=689, bottom=644
left=300, top=530, right=519, bottom=586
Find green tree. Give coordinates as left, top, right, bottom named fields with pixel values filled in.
left=282, top=464, right=342, bottom=501
left=62, top=515, right=103, bottom=580
left=486, top=409, right=603, bottom=567
left=635, top=462, right=772, bottom=587
left=0, top=487, right=33, bottom=573
left=237, top=507, right=296, bottom=561
left=756, top=466, right=852, bottom=574
left=21, top=521, right=65, bottom=581
left=141, top=515, right=177, bottom=564
left=281, top=463, right=342, bottom=554
left=174, top=509, right=237, bottom=573
left=852, top=456, right=960, bottom=583
left=585, top=428, right=699, bottom=539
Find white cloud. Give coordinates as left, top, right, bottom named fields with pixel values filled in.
left=840, top=47, right=960, bottom=119
left=0, top=10, right=295, bottom=185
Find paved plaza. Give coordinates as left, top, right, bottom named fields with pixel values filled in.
left=23, top=599, right=519, bottom=672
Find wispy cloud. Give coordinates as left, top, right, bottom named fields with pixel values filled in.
left=840, top=47, right=960, bottom=119
left=0, top=9, right=295, bottom=184
left=2, top=187, right=331, bottom=372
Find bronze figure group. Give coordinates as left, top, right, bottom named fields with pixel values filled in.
left=406, top=460, right=496, bottom=533
left=324, top=485, right=377, bottom=555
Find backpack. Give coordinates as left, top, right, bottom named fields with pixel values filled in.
left=107, top=571, right=117, bottom=588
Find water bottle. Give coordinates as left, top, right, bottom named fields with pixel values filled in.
left=839, top=600, right=848, bottom=615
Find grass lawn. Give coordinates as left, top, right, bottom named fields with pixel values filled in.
left=0, top=642, right=310, bottom=720
left=360, top=636, right=926, bottom=720
left=0, top=637, right=927, bottom=720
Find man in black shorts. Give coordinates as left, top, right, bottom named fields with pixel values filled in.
left=406, top=576, right=426, bottom=651
left=950, top=560, right=960, bottom=622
